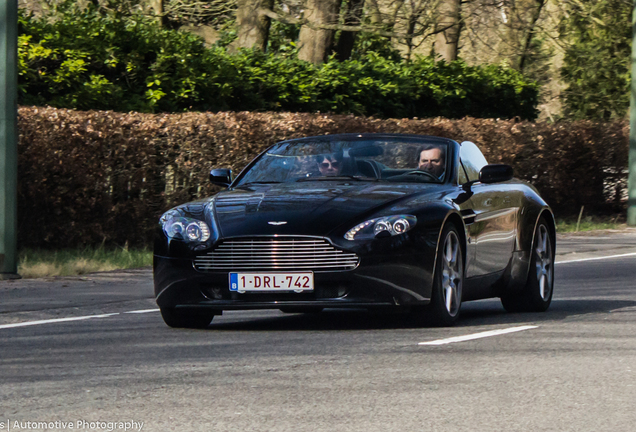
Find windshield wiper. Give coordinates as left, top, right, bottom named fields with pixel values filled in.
left=296, top=175, right=379, bottom=182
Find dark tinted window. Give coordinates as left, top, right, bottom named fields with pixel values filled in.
left=459, top=141, right=488, bottom=182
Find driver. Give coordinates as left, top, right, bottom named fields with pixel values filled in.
left=316, top=152, right=343, bottom=177
left=417, top=145, right=445, bottom=179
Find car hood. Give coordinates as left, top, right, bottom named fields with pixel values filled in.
left=209, top=182, right=440, bottom=237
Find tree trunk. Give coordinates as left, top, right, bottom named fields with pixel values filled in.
left=235, top=0, right=275, bottom=51
left=517, top=0, right=547, bottom=72
left=149, top=0, right=167, bottom=27
left=298, top=0, right=342, bottom=64
left=366, top=0, right=383, bottom=25
left=388, top=0, right=405, bottom=34
left=405, top=13, right=417, bottom=61
left=434, top=0, right=461, bottom=62
left=336, top=0, right=365, bottom=61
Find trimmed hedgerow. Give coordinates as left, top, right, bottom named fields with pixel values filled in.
left=18, top=107, right=626, bottom=248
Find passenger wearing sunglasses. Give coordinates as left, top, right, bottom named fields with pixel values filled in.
left=316, top=152, right=343, bottom=177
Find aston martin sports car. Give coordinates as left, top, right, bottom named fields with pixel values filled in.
left=154, top=133, right=555, bottom=328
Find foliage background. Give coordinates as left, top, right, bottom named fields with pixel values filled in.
left=559, top=0, right=632, bottom=121
left=17, top=0, right=634, bottom=121
left=18, top=9, right=539, bottom=119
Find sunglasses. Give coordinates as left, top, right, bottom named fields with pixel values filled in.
left=320, top=161, right=340, bottom=169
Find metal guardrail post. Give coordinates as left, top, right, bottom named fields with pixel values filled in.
left=0, top=0, right=19, bottom=279
left=629, top=0, right=636, bottom=225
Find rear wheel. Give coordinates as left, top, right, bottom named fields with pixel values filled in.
left=501, top=217, right=554, bottom=312
left=160, top=307, right=215, bottom=329
left=420, top=223, right=464, bottom=326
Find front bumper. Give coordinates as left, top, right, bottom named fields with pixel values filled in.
left=154, top=251, right=434, bottom=311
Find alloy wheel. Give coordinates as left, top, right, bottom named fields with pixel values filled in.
left=441, top=230, right=463, bottom=317
left=535, top=224, right=553, bottom=301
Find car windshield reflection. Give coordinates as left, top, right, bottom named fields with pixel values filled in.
left=295, top=175, right=378, bottom=182
left=236, top=138, right=449, bottom=186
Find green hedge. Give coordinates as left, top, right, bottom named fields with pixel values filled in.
left=18, top=10, right=539, bottom=119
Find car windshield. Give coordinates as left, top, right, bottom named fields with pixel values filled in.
left=236, top=137, right=449, bottom=186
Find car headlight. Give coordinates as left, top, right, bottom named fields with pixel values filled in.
left=344, top=215, right=417, bottom=241
left=161, top=212, right=211, bottom=242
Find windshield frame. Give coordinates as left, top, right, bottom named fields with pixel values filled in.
left=231, top=134, right=456, bottom=188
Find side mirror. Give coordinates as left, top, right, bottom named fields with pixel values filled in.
left=210, top=168, right=232, bottom=187
left=479, top=164, right=513, bottom=184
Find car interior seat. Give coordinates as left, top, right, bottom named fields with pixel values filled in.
left=356, top=159, right=381, bottom=178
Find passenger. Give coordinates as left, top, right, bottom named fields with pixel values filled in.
left=417, top=145, right=445, bottom=179
left=316, top=152, right=343, bottom=177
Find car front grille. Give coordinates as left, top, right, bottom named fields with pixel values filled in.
left=194, top=237, right=360, bottom=272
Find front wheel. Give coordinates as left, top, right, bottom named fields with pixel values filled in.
left=160, top=307, right=216, bottom=329
left=501, top=217, right=554, bottom=312
left=418, top=223, right=464, bottom=326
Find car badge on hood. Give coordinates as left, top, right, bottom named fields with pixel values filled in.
left=268, top=221, right=288, bottom=226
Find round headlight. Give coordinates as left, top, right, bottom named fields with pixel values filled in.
left=374, top=221, right=391, bottom=236
left=393, top=218, right=410, bottom=234
left=345, top=215, right=417, bottom=241
left=168, top=221, right=185, bottom=238
left=162, top=216, right=211, bottom=243
left=186, top=222, right=203, bottom=241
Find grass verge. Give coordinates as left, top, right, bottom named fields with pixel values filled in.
left=556, top=215, right=625, bottom=233
left=18, top=247, right=153, bottom=279
left=13, top=214, right=629, bottom=278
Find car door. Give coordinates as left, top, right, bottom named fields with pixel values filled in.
left=459, top=142, right=517, bottom=277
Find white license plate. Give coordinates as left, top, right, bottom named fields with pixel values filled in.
left=229, top=272, right=314, bottom=293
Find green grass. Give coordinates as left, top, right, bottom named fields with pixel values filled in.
left=18, top=246, right=153, bottom=279
left=555, top=215, right=626, bottom=233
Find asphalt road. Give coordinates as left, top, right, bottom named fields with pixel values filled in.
left=1, top=230, right=636, bottom=432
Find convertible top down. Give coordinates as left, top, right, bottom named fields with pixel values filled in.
left=154, top=133, right=555, bottom=328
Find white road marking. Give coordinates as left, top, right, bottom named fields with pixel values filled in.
left=562, top=236, right=614, bottom=240
left=556, top=252, right=636, bottom=265
left=0, top=313, right=120, bottom=330
left=124, top=308, right=160, bottom=314
left=609, top=306, right=636, bottom=313
left=419, top=325, right=538, bottom=346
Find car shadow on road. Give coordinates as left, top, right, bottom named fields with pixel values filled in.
left=458, top=298, right=636, bottom=327
left=205, top=298, right=636, bottom=331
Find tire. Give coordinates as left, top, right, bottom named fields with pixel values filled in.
left=160, top=307, right=215, bottom=329
left=422, top=223, right=464, bottom=326
left=279, top=307, right=324, bottom=314
left=501, top=217, right=554, bottom=313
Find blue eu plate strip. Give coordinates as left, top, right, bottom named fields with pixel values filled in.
left=229, top=273, right=238, bottom=291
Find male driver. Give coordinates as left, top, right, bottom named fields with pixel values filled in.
left=417, top=145, right=445, bottom=179
left=316, top=152, right=343, bottom=177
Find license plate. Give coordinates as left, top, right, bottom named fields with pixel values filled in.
left=229, top=272, right=314, bottom=293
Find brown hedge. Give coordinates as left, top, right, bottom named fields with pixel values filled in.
left=17, top=106, right=628, bottom=248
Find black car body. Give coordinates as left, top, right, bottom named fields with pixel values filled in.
left=154, top=134, right=555, bottom=328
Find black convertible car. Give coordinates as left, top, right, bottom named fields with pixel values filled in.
left=154, top=134, right=555, bottom=328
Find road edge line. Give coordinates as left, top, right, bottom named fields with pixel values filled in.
left=419, top=325, right=538, bottom=346
left=0, top=313, right=120, bottom=330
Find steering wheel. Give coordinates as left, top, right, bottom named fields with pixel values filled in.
left=404, top=170, right=438, bottom=181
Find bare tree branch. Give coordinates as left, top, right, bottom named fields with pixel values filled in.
left=258, top=6, right=453, bottom=40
